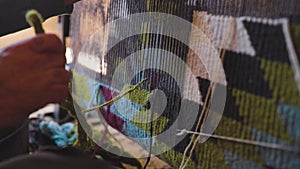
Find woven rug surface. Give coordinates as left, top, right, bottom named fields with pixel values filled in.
left=70, top=1, right=300, bottom=168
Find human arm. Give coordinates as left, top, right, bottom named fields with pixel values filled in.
left=0, top=0, right=80, bottom=36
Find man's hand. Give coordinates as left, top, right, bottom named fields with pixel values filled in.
left=0, top=34, right=70, bottom=128
left=64, top=0, right=80, bottom=6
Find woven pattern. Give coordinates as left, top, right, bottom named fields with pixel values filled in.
left=70, top=0, right=300, bottom=168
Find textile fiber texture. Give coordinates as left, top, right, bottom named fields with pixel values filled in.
left=70, top=0, right=300, bottom=168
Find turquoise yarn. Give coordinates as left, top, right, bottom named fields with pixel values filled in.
left=39, top=121, right=78, bottom=148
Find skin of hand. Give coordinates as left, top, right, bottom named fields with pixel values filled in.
left=0, top=34, right=70, bottom=128
left=64, top=0, right=81, bottom=6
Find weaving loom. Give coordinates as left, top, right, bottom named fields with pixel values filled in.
left=70, top=0, right=300, bottom=168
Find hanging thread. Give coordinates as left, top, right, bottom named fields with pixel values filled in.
left=177, top=129, right=300, bottom=153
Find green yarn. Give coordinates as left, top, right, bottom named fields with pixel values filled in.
left=290, top=24, right=300, bottom=60
left=130, top=109, right=169, bottom=136
left=214, top=116, right=265, bottom=165
left=159, top=147, right=196, bottom=169
left=72, top=71, right=93, bottom=102
left=194, top=140, right=230, bottom=169
left=232, top=88, right=291, bottom=143
left=122, top=84, right=151, bottom=106
left=261, top=59, right=300, bottom=107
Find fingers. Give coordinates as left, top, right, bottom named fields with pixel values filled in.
left=29, top=34, right=65, bottom=54
left=45, top=69, right=71, bottom=84
left=46, top=84, right=70, bottom=103
left=26, top=34, right=70, bottom=104
left=41, top=70, right=70, bottom=104
left=2, top=34, right=65, bottom=55
left=39, top=52, right=67, bottom=69
left=2, top=34, right=67, bottom=69
left=31, top=34, right=67, bottom=69
left=0, top=34, right=71, bottom=128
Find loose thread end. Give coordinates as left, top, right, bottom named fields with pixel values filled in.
left=83, top=78, right=150, bottom=113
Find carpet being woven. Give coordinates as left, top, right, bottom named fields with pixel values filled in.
left=70, top=0, right=300, bottom=168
